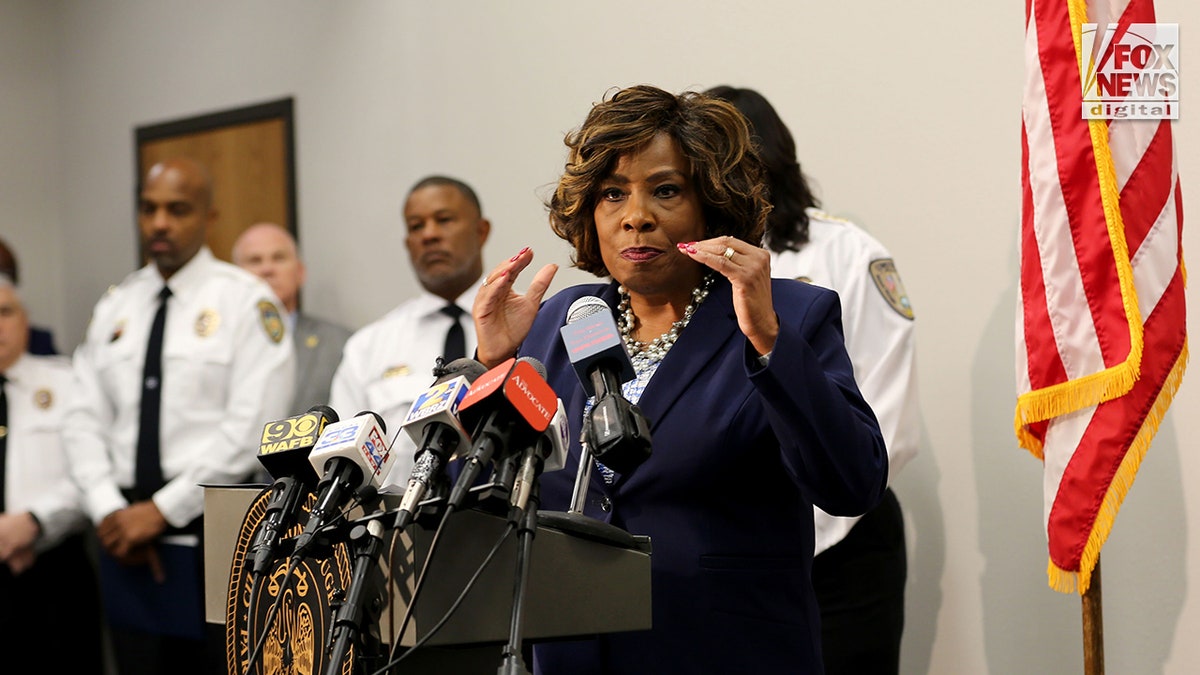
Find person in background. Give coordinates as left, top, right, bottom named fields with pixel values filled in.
left=472, top=84, right=888, bottom=674
left=329, top=175, right=491, bottom=487
left=63, top=156, right=295, bottom=675
left=0, top=236, right=59, bottom=355
left=0, top=274, right=104, bottom=674
left=232, top=221, right=352, bottom=415
left=707, top=84, right=919, bottom=674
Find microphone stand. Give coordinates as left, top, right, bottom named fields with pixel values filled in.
left=324, top=517, right=388, bottom=675
left=569, top=432, right=594, bottom=515
left=541, top=418, right=639, bottom=549
left=499, top=484, right=540, bottom=675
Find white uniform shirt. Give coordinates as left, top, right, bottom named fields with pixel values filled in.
left=2, top=353, right=89, bottom=551
left=64, top=247, right=295, bottom=529
left=329, top=279, right=481, bottom=491
left=770, top=209, right=919, bottom=555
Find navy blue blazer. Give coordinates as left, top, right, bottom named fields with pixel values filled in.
left=28, top=326, right=57, bottom=355
left=523, top=276, right=888, bottom=675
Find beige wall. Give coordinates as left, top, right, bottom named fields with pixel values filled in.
left=4, top=1, right=1198, bottom=672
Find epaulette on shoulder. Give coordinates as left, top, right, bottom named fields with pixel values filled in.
left=808, top=209, right=852, bottom=225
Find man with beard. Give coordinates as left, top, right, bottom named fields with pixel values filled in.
left=329, top=175, right=491, bottom=486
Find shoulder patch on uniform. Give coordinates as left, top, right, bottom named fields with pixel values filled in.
left=258, top=300, right=285, bottom=343
left=868, top=258, right=915, bottom=320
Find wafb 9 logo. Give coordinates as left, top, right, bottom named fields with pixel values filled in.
left=259, top=412, right=326, bottom=454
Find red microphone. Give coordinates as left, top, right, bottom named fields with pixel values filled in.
left=447, top=357, right=556, bottom=510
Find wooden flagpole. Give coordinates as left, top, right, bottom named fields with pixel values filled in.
left=1082, top=554, right=1104, bottom=674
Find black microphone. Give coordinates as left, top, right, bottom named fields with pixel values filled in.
left=446, top=357, right=557, bottom=511
left=249, top=405, right=339, bottom=577
left=560, top=296, right=652, bottom=474
left=392, top=358, right=488, bottom=531
left=509, top=398, right=568, bottom=519
left=291, top=410, right=392, bottom=561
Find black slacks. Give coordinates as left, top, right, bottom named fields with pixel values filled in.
left=812, top=487, right=907, bottom=675
left=0, top=533, right=106, bottom=674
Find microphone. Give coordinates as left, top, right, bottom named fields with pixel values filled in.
left=446, top=357, right=557, bottom=511
left=560, top=296, right=652, bottom=474
left=559, top=295, right=636, bottom=398
left=509, top=398, right=569, bottom=518
left=392, top=358, right=489, bottom=531
left=249, top=405, right=339, bottom=577
left=291, top=410, right=392, bottom=560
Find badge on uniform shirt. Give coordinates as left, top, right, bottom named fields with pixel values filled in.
left=869, top=258, right=915, bottom=320
left=196, top=309, right=220, bottom=337
left=34, top=388, right=53, bottom=409
left=305, top=334, right=320, bottom=349
left=109, top=320, right=125, bottom=343
left=258, top=300, right=285, bottom=344
left=793, top=275, right=813, bottom=284
left=383, top=365, right=411, bottom=379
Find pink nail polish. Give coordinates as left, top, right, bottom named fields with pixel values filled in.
left=510, top=246, right=530, bottom=262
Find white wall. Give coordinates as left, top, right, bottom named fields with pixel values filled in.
left=4, top=1, right=1197, bottom=672
left=1, top=0, right=66, bottom=339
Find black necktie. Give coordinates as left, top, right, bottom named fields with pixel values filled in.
left=440, top=304, right=466, bottom=363
left=134, top=286, right=171, bottom=498
left=0, top=375, right=7, bottom=511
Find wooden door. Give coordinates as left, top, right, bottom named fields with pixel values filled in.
left=135, top=98, right=296, bottom=265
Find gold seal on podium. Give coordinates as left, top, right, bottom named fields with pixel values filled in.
left=225, top=486, right=354, bottom=675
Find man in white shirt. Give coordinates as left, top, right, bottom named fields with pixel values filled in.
left=0, top=275, right=104, bottom=674
left=64, top=156, right=295, bottom=675
left=330, top=175, right=491, bottom=490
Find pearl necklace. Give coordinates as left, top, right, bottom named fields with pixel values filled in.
left=617, top=273, right=715, bottom=369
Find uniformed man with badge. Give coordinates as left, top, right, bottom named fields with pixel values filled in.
left=329, top=175, right=491, bottom=490
left=63, top=156, right=295, bottom=675
left=0, top=275, right=104, bottom=674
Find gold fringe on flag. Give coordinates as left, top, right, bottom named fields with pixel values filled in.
left=1014, top=0, right=1145, bottom=462
left=1048, top=344, right=1189, bottom=593
left=1023, top=0, right=1186, bottom=595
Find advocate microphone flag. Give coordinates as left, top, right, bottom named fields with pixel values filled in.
left=1017, top=0, right=1186, bottom=593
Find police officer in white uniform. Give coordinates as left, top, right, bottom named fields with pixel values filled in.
left=64, top=157, right=295, bottom=675
left=0, top=275, right=104, bottom=674
left=708, top=86, right=918, bottom=674
left=772, top=207, right=919, bottom=544
left=330, top=175, right=490, bottom=490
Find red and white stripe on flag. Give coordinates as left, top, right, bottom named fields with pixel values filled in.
left=1017, top=0, right=1187, bottom=594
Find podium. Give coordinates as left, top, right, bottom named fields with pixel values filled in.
left=204, top=485, right=652, bottom=674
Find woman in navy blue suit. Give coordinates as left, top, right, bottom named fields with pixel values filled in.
left=473, top=84, right=888, bottom=674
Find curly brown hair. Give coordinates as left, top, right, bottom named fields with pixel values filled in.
left=548, top=85, right=771, bottom=277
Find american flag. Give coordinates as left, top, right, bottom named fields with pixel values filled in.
left=1017, top=0, right=1187, bottom=593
